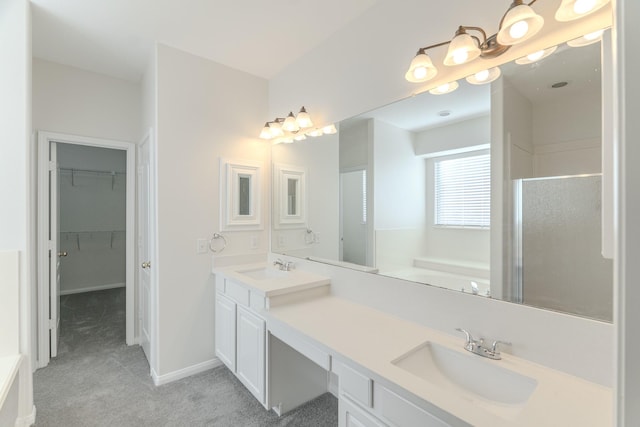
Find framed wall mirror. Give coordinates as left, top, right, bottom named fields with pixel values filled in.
left=220, top=158, right=263, bottom=231
left=271, top=31, right=612, bottom=322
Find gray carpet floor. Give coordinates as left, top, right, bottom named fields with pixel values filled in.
left=34, top=288, right=338, bottom=426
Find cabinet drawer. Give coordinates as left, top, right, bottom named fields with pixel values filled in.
left=374, top=384, right=449, bottom=427
left=335, top=361, right=373, bottom=408
left=340, top=395, right=386, bottom=427
left=225, top=279, right=250, bottom=306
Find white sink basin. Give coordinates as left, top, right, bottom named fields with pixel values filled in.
left=392, top=342, right=537, bottom=405
left=237, top=267, right=288, bottom=280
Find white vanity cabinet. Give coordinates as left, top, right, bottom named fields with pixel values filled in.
left=334, top=360, right=453, bottom=427
left=236, top=305, right=265, bottom=403
left=215, top=278, right=267, bottom=406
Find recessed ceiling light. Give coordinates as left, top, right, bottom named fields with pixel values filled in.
left=551, top=81, right=568, bottom=88
left=438, top=110, right=452, bottom=117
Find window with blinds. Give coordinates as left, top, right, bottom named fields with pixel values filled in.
left=434, top=153, right=490, bottom=228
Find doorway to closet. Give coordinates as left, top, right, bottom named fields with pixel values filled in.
left=37, top=132, right=137, bottom=368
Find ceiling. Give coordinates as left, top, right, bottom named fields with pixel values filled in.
left=31, top=0, right=379, bottom=82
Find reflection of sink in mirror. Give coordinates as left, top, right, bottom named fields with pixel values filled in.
left=392, top=342, right=537, bottom=405
left=384, top=268, right=490, bottom=296
left=237, top=267, right=288, bottom=280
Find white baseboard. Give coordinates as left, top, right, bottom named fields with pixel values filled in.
left=60, top=282, right=125, bottom=296
left=151, top=357, right=223, bottom=386
left=14, top=405, right=35, bottom=427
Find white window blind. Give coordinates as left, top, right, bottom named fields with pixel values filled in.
left=434, top=153, right=490, bottom=228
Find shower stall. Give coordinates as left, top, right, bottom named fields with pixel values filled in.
left=512, top=174, right=613, bottom=321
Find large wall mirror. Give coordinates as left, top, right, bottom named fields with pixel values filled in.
left=271, top=31, right=612, bottom=322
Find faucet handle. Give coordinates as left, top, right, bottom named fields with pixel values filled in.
left=491, top=340, right=512, bottom=353
left=455, top=328, right=475, bottom=345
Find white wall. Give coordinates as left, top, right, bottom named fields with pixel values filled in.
left=615, top=0, right=640, bottom=424
left=372, top=119, right=426, bottom=271
left=155, top=44, right=269, bottom=376
left=57, top=144, right=127, bottom=294
left=0, top=0, right=34, bottom=423
left=33, top=58, right=141, bottom=143
left=271, top=134, right=340, bottom=260
left=414, top=115, right=490, bottom=157
left=532, top=90, right=601, bottom=177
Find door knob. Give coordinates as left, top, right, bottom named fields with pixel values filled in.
left=141, top=261, right=151, bottom=269
left=58, top=251, right=68, bottom=257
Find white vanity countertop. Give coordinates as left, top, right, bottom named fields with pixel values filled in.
left=213, top=263, right=330, bottom=297
left=264, top=295, right=612, bottom=427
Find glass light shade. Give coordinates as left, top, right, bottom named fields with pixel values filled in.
left=259, top=123, right=272, bottom=139
left=497, top=4, right=544, bottom=45
left=555, top=0, right=610, bottom=21
left=282, top=112, right=300, bottom=132
left=296, top=107, right=313, bottom=129
left=428, top=81, right=459, bottom=95
left=515, top=45, right=557, bottom=64
left=405, top=53, right=438, bottom=83
left=444, top=32, right=481, bottom=66
left=567, top=29, right=605, bottom=47
left=322, top=124, right=337, bottom=134
left=282, top=137, right=294, bottom=144
left=306, top=128, right=324, bottom=137
left=466, top=67, right=502, bottom=85
left=293, top=133, right=307, bottom=141
left=269, top=121, right=284, bottom=137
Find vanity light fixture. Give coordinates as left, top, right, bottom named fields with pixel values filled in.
left=515, top=45, right=557, bottom=64
left=555, top=0, right=610, bottom=21
left=466, top=67, right=502, bottom=85
left=567, top=29, right=605, bottom=47
left=405, top=1, right=543, bottom=84
left=260, top=106, right=331, bottom=142
left=429, top=81, right=459, bottom=95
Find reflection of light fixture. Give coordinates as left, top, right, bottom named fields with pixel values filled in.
left=306, top=128, right=324, bottom=137
left=466, top=67, right=502, bottom=85
left=567, top=29, right=605, bottom=47
left=405, top=1, right=543, bottom=84
left=322, top=124, right=337, bottom=134
left=429, top=81, right=459, bottom=95
left=497, top=1, right=544, bottom=45
left=293, top=133, right=307, bottom=141
left=515, top=45, right=557, bottom=64
left=555, top=0, right=610, bottom=21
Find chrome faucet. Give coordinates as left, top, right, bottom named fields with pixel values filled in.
left=455, top=328, right=511, bottom=360
left=273, top=258, right=294, bottom=271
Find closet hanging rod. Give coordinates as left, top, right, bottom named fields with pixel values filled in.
left=59, top=167, right=126, bottom=175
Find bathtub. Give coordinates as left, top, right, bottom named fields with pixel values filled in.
left=383, top=268, right=491, bottom=297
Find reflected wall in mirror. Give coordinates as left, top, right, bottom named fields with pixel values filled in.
left=271, top=34, right=612, bottom=321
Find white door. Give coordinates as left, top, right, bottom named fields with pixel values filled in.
left=215, top=292, right=237, bottom=371
left=340, top=169, right=367, bottom=265
left=138, top=136, right=152, bottom=361
left=236, top=305, right=265, bottom=404
left=49, top=142, right=62, bottom=357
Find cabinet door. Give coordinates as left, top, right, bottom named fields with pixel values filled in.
left=215, top=292, right=237, bottom=371
left=236, top=305, right=266, bottom=404
left=339, top=396, right=386, bottom=427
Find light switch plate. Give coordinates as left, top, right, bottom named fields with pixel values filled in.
left=197, top=239, right=208, bottom=254
left=250, top=235, right=259, bottom=249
